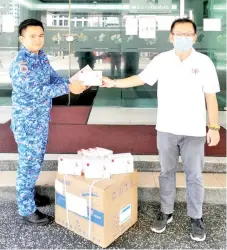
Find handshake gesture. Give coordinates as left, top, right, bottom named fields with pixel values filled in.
left=69, top=76, right=115, bottom=94
left=69, top=80, right=89, bottom=94
left=101, top=76, right=115, bottom=88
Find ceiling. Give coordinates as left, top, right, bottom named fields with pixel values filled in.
left=17, top=0, right=126, bottom=11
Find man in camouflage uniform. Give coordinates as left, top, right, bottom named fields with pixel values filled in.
left=9, top=19, right=86, bottom=225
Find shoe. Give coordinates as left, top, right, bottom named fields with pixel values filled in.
left=20, top=209, right=53, bottom=226
left=151, top=212, right=173, bottom=233
left=190, top=218, right=206, bottom=241
left=35, top=192, right=51, bottom=207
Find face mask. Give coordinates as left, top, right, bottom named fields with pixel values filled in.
left=173, top=36, right=193, bottom=53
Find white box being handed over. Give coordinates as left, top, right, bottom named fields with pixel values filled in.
left=107, top=153, right=134, bottom=175
left=69, top=65, right=102, bottom=86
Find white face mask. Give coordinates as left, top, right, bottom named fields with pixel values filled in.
left=173, top=36, right=194, bottom=53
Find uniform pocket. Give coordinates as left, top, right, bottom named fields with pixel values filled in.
left=24, top=120, right=49, bottom=141
left=11, top=121, right=27, bottom=143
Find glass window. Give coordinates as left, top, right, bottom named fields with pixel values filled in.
left=0, top=0, right=225, bottom=110
left=64, top=20, right=68, bottom=26
left=185, top=0, right=226, bottom=110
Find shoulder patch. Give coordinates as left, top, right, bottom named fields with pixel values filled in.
left=19, top=65, right=28, bottom=73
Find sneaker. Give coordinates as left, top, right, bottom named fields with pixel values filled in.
left=151, top=212, right=173, bottom=233
left=190, top=218, right=206, bottom=242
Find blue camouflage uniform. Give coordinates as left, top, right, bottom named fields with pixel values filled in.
left=9, top=46, right=69, bottom=216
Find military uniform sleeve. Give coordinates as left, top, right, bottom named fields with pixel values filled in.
left=50, top=65, right=70, bottom=86
left=10, top=62, right=69, bottom=99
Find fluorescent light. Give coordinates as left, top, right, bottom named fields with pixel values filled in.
left=180, top=0, right=184, bottom=17
left=16, top=1, right=178, bottom=11
left=189, top=10, right=193, bottom=20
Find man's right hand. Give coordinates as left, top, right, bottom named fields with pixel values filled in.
left=69, top=80, right=87, bottom=94
left=101, top=76, right=116, bottom=88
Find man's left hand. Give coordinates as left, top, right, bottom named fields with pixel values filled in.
left=207, top=129, right=220, bottom=146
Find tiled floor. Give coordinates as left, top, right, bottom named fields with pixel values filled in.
left=88, top=107, right=158, bottom=125
left=214, top=173, right=226, bottom=187
left=92, top=88, right=226, bottom=110
left=0, top=171, right=226, bottom=189
left=0, top=105, right=226, bottom=127
left=87, top=107, right=226, bottom=126
left=0, top=153, right=225, bottom=164
left=0, top=106, right=12, bottom=124
left=0, top=171, right=56, bottom=187
left=0, top=97, right=11, bottom=106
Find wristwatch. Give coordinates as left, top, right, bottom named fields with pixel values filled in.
left=208, top=124, right=220, bottom=130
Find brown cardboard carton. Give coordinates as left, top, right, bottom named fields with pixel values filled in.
left=55, top=172, right=138, bottom=248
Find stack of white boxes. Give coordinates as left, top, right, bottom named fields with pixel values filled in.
left=58, top=147, right=134, bottom=178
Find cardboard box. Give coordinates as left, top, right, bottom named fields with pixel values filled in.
left=55, top=172, right=138, bottom=248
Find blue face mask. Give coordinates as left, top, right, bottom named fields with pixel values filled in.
left=173, top=36, right=194, bottom=53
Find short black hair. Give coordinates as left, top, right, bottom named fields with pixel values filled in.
left=19, top=19, right=44, bottom=36
left=170, top=18, right=197, bottom=34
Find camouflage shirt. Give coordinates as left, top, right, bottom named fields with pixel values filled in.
left=9, top=46, right=69, bottom=122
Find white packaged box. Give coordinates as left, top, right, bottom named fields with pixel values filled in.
left=78, top=70, right=102, bottom=86
left=83, top=157, right=111, bottom=179
left=78, top=147, right=113, bottom=158
left=58, top=155, right=84, bottom=176
left=69, top=65, right=102, bottom=86
left=108, top=153, right=134, bottom=174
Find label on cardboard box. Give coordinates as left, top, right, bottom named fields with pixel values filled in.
left=56, top=192, right=105, bottom=227
left=119, top=204, right=131, bottom=225
left=66, top=193, right=88, bottom=217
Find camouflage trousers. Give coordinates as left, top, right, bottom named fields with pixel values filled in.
left=11, top=119, right=49, bottom=216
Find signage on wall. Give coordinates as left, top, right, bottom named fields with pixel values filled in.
left=139, top=16, right=156, bottom=39
left=0, top=0, right=12, bottom=12
left=2, top=15, right=15, bottom=33
left=203, top=18, right=221, bottom=32
left=125, top=16, right=138, bottom=35
left=130, top=0, right=172, bottom=13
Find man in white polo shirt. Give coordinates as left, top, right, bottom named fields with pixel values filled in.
left=102, top=18, right=220, bottom=242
